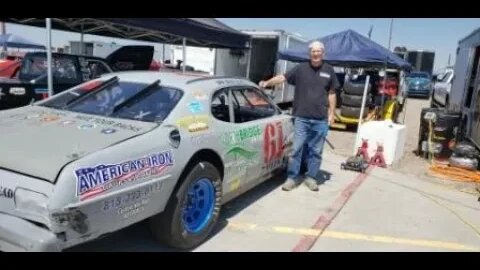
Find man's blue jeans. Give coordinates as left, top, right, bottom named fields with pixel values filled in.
left=287, top=117, right=329, bottom=181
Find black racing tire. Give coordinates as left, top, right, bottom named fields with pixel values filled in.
left=340, top=105, right=369, bottom=118
left=149, top=161, right=222, bottom=250
left=344, top=81, right=371, bottom=96
left=454, top=141, right=479, bottom=158
left=341, top=93, right=370, bottom=107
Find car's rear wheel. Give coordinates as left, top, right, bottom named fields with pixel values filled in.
left=149, top=161, right=222, bottom=250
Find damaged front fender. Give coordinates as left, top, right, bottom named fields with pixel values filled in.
left=51, top=208, right=89, bottom=235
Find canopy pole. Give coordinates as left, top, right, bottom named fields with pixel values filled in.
left=281, top=35, right=291, bottom=101
left=245, top=38, right=253, bottom=78
left=380, top=19, right=394, bottom=117
left=162, top=43, right=165, bottom=63
left=182, top=37, right=186, bottom=73
left=353, top=75, right=371, bottom=155
left=1, top=22, right=6, bottom=54
left=387, top=18, right=393, bottom=50
left=80, top=23, right=84, bottom=55
left=46, top=18, right=53, bottom=98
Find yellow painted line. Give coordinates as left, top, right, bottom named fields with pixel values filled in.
left=321, top=231, right=479, bottom=251
left=227, top=222, right=480, bottom=251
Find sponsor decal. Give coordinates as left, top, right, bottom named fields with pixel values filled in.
left=221, top=126, right=262, bottom=147
left=190, top=133, right=216, bottom=145
left=78, top=123, right=95, bottom=130
left=40, top=115, right=60, bottom=122
left=188, top=122, right=208, bottom=132
left=75, top=151, right=174, bottom=201
left=188, top=101, right=204, bottom=113
left=101, top=128, right=117, bottom=134
left=225, top=146, right=258, bottom=160
left=102, top=182, right=162, bottom=212
left=0, top=186, right=14, bottom=199
left=192, top=90, right=207, bottom=100
left=118, top=200, right=147, bottom=219
left=263, top=122, right=284, bottom=170
left=215, top=79, right=243, bottom=86
left=60, top=120, right=75, bottom=126
left=176, top=115, right=210, bottom=130
left=74, top=115, right=142, bottom=132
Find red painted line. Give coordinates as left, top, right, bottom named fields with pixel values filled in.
left=292, top=167, right=374, bottom=252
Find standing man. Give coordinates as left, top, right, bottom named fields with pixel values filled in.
left=259, top=41, right=339, bottom=191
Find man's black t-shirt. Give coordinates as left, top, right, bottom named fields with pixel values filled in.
left=285, top=62, right=340, bottom=120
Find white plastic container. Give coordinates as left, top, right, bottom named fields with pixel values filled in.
left=354, top=120, right=407, bottom=165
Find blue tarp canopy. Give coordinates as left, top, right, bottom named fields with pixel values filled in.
left=278, top=29, right=412, bottom=70
left=0, top=33, right=46, bottom=49
left=3, top=18, right=250, bottom=49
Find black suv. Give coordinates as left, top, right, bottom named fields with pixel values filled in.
left=0, top=45, right=153, bottom=110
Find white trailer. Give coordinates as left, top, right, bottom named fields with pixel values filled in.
left=449, top=27, right=480, bottom=148
left=170, top=45, right=215, bottom=74
left=214, top=30, right=308, bottom=108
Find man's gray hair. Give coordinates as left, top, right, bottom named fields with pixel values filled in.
left=309, top=41, right=325, bottom=51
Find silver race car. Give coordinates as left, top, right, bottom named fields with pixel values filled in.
left=0, top=71, right=293, bottom=251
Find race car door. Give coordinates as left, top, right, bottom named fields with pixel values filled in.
left=228, top=86, right=286, bottom=185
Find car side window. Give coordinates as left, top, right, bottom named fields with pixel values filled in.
left=87, top=60, right=112, bottom=79
left=211, top=89, right=232, bottom=123
left=232, top=87, right=279, bottom=123
left=440, top=71, right=452, bottom=83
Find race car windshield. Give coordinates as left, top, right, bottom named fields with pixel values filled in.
left=40, top=79, right=183, bottom=123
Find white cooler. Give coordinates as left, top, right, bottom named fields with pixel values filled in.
left=354, top=120, right=407, bottom=165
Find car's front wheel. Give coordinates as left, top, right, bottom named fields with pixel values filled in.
left=149, top=161, right=222, bottom=250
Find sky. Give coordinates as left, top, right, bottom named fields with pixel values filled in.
left=4, top=18, right=480, bottom=72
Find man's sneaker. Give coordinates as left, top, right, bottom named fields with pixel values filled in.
left=304, top=177, right=319, bottom=191
left=282, top=178, right=298, bottom=191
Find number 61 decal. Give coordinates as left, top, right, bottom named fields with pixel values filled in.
left=263, top=122, right=283, bottom=164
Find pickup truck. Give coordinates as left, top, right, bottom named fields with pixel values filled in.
left=0, top=45, right=153, bottom=110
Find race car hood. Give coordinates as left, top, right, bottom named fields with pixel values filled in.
left=0, top=106, right=158, bottom=183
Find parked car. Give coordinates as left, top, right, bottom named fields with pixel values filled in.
left=0, top=71, right=294, bottom=251
left=431, top=67, right=454, bottom=107
left=406, top=71, right=432, bottom=98
left=0, top=46, right=154, bottom=110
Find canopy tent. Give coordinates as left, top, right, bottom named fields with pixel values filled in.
left=3, top=18, right=251, bottom=96
left=3, top=18, right=251, bottom=49
left=0, top=33, right=46, bottom=49
left=278, top=29, right=411, bottom=70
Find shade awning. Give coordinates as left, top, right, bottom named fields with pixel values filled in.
left=4, top=18, right=251, bottom=49
left=278, top=29, right=412, bottom=70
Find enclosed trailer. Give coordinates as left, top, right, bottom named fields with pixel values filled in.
left=449, top=28, right=480, bottom=148
left=214, top=30, right=307, bottom=107
left=406, top=50, right=435, bottom=75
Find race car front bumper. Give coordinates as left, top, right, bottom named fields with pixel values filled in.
left=0, top=212, right=61, bottom=252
